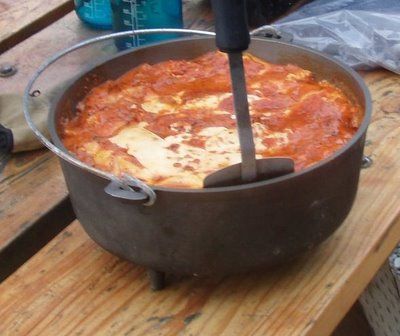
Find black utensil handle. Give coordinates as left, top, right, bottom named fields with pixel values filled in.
left=211, top=0, right=250, bottom=53
left=0, top=124, right=13, bottom=154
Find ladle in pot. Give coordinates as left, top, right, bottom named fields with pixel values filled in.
left=204, top=0, right=294, bottom=188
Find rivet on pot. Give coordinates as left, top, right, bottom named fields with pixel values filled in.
left=0, top=63, right=17, bottom=77
left=29, top=90, right=41, bottom=97
left=361, top=156, right=373, bottom=169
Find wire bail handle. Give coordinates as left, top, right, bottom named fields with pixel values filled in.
left=23, top=27, right=292, bottom=205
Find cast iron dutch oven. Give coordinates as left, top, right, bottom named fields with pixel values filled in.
left=47, top=36, right=371, bottom=287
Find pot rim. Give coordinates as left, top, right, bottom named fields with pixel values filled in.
left=25, top=30, right=372, bottom=195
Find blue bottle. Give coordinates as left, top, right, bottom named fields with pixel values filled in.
left=111, top=0, right=183, bottom=50
left=74, top=0, right=113, bottom=30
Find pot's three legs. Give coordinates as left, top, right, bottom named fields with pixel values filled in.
left=147, top=269, right=166, bottom=291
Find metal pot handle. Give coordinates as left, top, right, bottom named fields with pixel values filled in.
left=105, top=174, right=157, bottom=206
left=23, top=29, right=216, bottom=208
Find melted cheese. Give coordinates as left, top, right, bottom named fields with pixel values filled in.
left=110, top=126, right=243, bottom=186
left=141, top=95, right=175, bottom=114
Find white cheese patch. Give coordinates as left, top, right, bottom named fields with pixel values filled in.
left=108, top=119, right=290, bottom=187
left=286, top=70, right=312, bottom=81
left=183, top=93, right=259, bottom=112
left=109, top=126, right=242, bottom=185
left=184, top=95, right=226, bottom=110
left=141, top=94, right=176, bottom=114
left=247, top=94, right=261, bottom=103
left=140, top=92, right=261, bottom=116
left=199, top=127, right=238, bottom=154
left=199, top=125, right=267, bottom=154
left=110, top=127, right=176, bottom=176
left=264, top=131, right=290, bottom=146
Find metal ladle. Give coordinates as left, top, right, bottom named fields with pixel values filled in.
left=204, top=0, right=294, bottom=188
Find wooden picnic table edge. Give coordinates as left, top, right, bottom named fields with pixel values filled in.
left=0, top=0, right=74, bottom=54
left=0, top=196, right=74, bottom=282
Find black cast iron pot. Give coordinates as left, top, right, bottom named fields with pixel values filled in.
left=49, top=37, right=371, bottom=289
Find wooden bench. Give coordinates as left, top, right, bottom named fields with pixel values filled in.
left=0, top=1, right=399, bottom=334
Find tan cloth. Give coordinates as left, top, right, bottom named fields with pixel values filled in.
left=0, top=93, right=49, bottom=152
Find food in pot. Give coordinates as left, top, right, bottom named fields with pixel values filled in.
left=60, top=51, right=362, bottom=188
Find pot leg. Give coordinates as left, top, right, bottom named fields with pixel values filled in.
left=147, top=269, right=166, bottom=291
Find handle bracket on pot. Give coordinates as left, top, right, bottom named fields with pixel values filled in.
left=105, top=175, right=156, bottom=206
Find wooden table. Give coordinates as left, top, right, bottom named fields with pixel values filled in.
left=0, top=1, right=399, bottom=335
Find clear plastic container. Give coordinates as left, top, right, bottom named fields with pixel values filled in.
left=74, top=0, right=113, bottom=30
left=110, top=0, right=183, bottom=50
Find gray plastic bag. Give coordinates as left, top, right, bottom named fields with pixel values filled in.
left=270, top=0, right=400, bottom=73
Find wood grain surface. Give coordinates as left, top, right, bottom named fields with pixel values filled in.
left=0, top=0, right=74, bottom=53
left=0, top=70, right=399, bottom=335
left=0, top=13, right=103, bottom=96
left=0, top=149, right=74, bottom=281
left=0, top=12, right=99, bottom=278
left=0, top=150, right=64, bottom=246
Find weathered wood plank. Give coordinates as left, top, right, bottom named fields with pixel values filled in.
left=0, top=0, right=74, bottom=53
left=0, top=13, right=103, bottom=95
left=0, top=70, right=399, bottom=335
left=0, top=150, right=64, bottom=247
left=0, top=149, right=74, bottom=281
left=0, top=13, right=100, bottom=279
left=0, top=1, right=211, bottom=94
